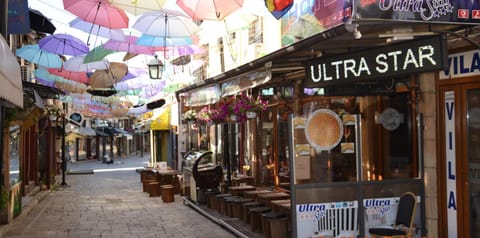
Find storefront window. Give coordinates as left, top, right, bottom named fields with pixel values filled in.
left=9, top=126, right=20, bottom=185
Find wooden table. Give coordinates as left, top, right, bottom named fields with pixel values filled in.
left=155, top=169, right=182, bottom=186
left=271, top=199, right=291, bottom=213
left=232, top=175, right=254, bottom=186
left=257, top=192, right=290, bottom=207
left=228, top=185, right=256, bottom=196
left=243, top=189, right=274, bottom=200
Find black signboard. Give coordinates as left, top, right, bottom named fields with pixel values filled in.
left=305, top=35, right=447, bottom=87
left=356, top=0, right=480, bottom=23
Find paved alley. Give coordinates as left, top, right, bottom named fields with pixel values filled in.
left=3, top=156, right=236, bottom=238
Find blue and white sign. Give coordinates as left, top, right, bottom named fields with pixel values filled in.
left=444, top=91, right=458, bottom=237
left=440, top=50, right=480, bottom=79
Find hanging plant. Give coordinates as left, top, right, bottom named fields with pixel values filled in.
left=182, top=109, right=197, bottom=121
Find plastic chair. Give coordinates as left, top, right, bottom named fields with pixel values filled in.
left=369, top=192, right=417, bottom=238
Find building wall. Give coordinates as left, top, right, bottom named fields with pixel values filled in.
left=419, top=72, right=439, bottom=237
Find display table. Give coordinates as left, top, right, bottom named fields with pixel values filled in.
left=228, top=185, right=256, bottom=196
left=257, top=192, right=291, bottom=207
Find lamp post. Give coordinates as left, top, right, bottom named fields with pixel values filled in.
left=148, top=55, right=163, bottom=79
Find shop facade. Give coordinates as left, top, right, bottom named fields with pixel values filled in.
left=175, top=0, right=480, bottom=237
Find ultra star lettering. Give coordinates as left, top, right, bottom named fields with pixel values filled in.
left=309, top=45, right=436, bottom=82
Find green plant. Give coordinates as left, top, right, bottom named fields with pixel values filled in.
left=0, top=186, right=9, bottom=211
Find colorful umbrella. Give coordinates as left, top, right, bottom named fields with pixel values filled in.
left=155, top=45, right=206, bottom=57
left=63, top=55, right=110, bottom=72
left=136, top=34, right=192, bottom=47
left=110, top=0, right=167, bottom=16
left=38, top=33, right=89, bottom=56
left=265, top=0, right=293, bottom=19
left=133, top=10, right=198, bottom=38
left=63, top=0, right=129, bottom=29
left=47, top=68, right=90, bottom=84
left=16, top=44, right=63, bottom=68
left=89, top=62, right=128, bottom=88
left=84, top=45, right=116, bottom=63
left=176, top=0, right=244, bottom=20
left=69, top=17, right=126, bottom=44
left=103, top=36, right=155, bottom=55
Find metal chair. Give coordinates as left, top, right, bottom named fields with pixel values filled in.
left=369, top=192, right=417, bottom=238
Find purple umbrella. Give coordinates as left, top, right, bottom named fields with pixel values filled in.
left=39, top=33, right=89, bottom=56
left=103, top=35, right=155, bottom=55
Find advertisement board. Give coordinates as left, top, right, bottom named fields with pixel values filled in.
left=356, top=0, right=480, bottom=23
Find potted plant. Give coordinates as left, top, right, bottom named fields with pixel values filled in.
left=230, top=93, right=268, bottom=123
left=182, top=109, right=197, bottom=122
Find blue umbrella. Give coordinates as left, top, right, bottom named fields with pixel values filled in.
left=136, top=34, right=192, bottom=47
left=16, top=44, right=63, bottom=68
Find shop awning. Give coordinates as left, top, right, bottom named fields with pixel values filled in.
left=181, top=85, right=221, bottom=107
left=150, top=106, right=170, bottom=131
left=73, top=127, right=96, bottom=137
left=221, top=67, right=272, bottom=96
left=0, top=35, right=23, bottom=108
left=95, top=127, right=117, bottom=137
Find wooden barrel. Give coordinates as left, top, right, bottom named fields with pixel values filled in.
left=161, top=185, right=175, bottom=203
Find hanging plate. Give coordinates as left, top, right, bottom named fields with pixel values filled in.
left=305, top=109, right=344, bottom=151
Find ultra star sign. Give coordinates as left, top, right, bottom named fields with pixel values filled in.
left=305, top=35, right=448, bottom=87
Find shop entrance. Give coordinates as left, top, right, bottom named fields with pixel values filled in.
left=439, top=82, right=480, bottom=238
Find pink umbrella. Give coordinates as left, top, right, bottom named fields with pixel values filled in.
left=103, top=36, right=155, bottom=55
left=63, top=0, right=129, bottom=45
left=176, top=0, right=244, bottom=20
left=63, top=0, right=129, bottom=29
left=47, top=68, right=89, bottom=84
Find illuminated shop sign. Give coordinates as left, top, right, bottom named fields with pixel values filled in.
left=305, top=35, right=447, bottom=87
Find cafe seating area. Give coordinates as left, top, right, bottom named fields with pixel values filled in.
left=138, top=168, right=181, bottom=203
left=186, top=181, right=292, bottom=238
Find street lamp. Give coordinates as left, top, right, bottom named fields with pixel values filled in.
left=148, top=55, right=163, bottom=79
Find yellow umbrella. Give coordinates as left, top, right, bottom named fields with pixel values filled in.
left=89, top=62, right=128, bottom=88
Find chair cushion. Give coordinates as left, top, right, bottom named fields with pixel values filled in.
left=369, top=228, right=407, bottom=236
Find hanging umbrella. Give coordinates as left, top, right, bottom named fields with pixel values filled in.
left=136, top=34, right=192, bottom=47
left=16, top=44, right=63, bottom=69
left=133, top=10, right=198, bottom=37
left=38, top=33, right=89, bottom=56
left=47, top=68, right=90, bottom=84
left=63, top=0, right=129, bottom=46
left=63, top=55, right=109, bottom=72
left=63, top=0, right=129, bottom=29
left=84, top=45, right=116, bottom=63
left=155, top=45, right=206, bottom=57
left=87, top=88, right=118, bottom=97
left=110, top=0, right=167, bottom=16
left=29, top=9, right=56, bottom=34
left=176, top=0, right=244, bottom=20
left=265, top=0, right=293, bottom=19
left=103, top=36, right=155, bottom=55
left=89, top=62, right=128, bottom=88
left=69, top=17, right=126, bottom=43
left=170, top=55, right=191, bottom=65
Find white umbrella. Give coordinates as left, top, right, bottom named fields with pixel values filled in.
left=63, top=55, right=109, bottom=72
left=133, top=9, right=198, bottom=38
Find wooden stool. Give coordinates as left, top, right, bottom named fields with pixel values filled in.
left=224, top=196, right=241, bottom=217
left=269, top=217, right=288, bottom=238
left=215, top=194, right=232, bottom=214
left=243, top=201, right=264, bottom=224
left=249, top=206, right=271, bottom=232
left=231, top=198, right=253, bottom=219
left=161, top=185, right=175, bottom=202
left=147, top=182, right=161, bottom=197
left=262, top=211, right=286, bottom=238
left=143, top=179, right=157, bottom=193
left=205, top=190, right=221, bottom=210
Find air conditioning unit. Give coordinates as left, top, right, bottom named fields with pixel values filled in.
left=21, top=65, right=32, bottom=81
left=245, top=43, right=263, bottom=62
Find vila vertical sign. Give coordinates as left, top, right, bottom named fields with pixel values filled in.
left=444, top=91, right=457, bottom=237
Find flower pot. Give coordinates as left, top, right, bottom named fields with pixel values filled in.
left=230, top=115, right=238, bottom=122
left=246, top=111, right=257, bottom=119
left=49, top=115, right=57, bottom=121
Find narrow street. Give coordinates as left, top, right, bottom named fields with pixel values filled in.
left=2, top=155, right=236, bottom=238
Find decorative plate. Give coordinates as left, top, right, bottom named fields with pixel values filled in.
left=305, top=109, right=344, bottom=151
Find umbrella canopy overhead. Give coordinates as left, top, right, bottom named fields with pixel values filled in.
left=29, top=8, right=56, bottom=34
left=16, top=44, right=63, bottom=68
left=133, top=10, right=198, bottom=37
left=63, top=55, right=109, bottom=72
left=136, top=34, right=192, bottom=47
left=103, top=36, right=155, bottom=55
left=89, top=62, right=128, bottom=88
left=176, top=0, right=244, bottom=20
left=69, top=17, right=126, bottom=42
left=39, top=33, right=89, bottom=56
left=47, top=68, right=90, bottom=84
left=63, top=0, right=129, bottom=29
left=110, top=0, right=167, bottom=16
left=84, top=45, right=116, bottom=63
